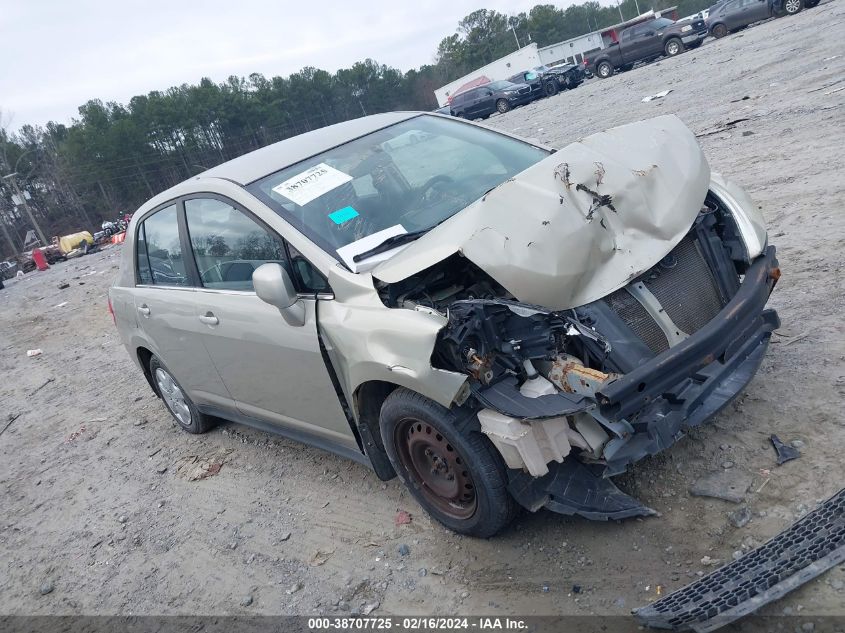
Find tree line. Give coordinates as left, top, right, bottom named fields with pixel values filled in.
left=0, top=0, right=711, bottom=258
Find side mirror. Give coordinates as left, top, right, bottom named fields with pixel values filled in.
left=485, top=89, right=493, bottom=95
left=253, top=263, right=305, bottom=327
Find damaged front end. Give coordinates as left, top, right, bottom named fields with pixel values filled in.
left=369, top=116, right=780, bottom=521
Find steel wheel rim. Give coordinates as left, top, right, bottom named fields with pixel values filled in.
left=599, top=64, right=610, bottom=77
left=785, top=0, right=800, bottom=12
left=667, top=41, right=680, bottom=55
left=395, top=418, right=477, bottom=520
left=155, top=367, right=192, bottom=426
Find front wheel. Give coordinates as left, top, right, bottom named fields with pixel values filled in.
left=495, top=98, right=511, bottom=114
left=149, top=356, right=214, bottom=434
left=711, top=23, right=728, bottom=38
left=783, top=0, right=803, bottom=13
left=543, top=80, right=559, bottom=96
left=380, top=388, right=517, bottom=537
left=596, top=61, right=614, bottom=78
left=664, top=38, right=683, bottom=57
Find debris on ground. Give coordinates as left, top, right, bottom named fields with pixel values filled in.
left=64, top=426, right=86, bottom=443
left=286, top=582, right=303, bottom=595
left=30, top=377, right=55, bottom=395
left=175, top=448, right=233, bottom=481
left=771, top=434, right=801, bottom=465
left=26, top=349, right=43, bottom=357
left=0, top=413, right=22, bottom=437
left=240, top=595, right=253, bottom=607
left=689, top=470, right=752, bottom=503
left=39, top=582, right=54, bottom=596
left=398, top=544, right=410, bottom=556
left=361, top=600, right=380, bottom=615
left=309, top=549, right=334, bottom=567
left=695, top=117, right=751, bottom=137
left=57, top=283, right=70, bottom=290
left=394, top=510, right=412, bottom=526
left=642, top=89, right=672, bottom=102
left=728, top=505, right=753, bottom=528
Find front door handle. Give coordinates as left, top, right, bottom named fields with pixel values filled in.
left=138, top=304, right=151, bottom=317
left=199, top=313, right=219, bottom=326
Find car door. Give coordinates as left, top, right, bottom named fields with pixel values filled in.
left=723, top=0, right=745, bottom=29
left=183, top=195, right=356, bottom=449
left=465, top=88, right=484, bottom=118
left=132, top=203, right=231, bottom=407
left=747, top=0, right=771, bottom=22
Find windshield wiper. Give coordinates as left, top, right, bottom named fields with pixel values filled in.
left=351, top=229, right=429, bottom=263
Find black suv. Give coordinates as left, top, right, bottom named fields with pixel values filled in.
left=509, top=64, right=586, bottom=98
left=449, top=81, right=532, bottom=119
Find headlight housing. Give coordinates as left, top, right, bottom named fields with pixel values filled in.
left=708, top=174, right=768, bottom=262
left=681, top=24, right=693, bottom=32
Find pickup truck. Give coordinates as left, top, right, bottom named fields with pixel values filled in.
left=587, top=16, right=708, bottom=79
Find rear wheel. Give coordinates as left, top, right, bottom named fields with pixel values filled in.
left=149, top=356, right=214, bottom=434
left=495, top=98, right=511, bottom=114
left=596, top=61, right=614, bottom=78
left=543, top=80, right=559, bottom=96
left=711, top=23, right=728, bottom=37
left=664, top=38, right=683, bottom=57
left=783, top=0, right=802, bottom=13
left=380, top=388, right=517, bottom=537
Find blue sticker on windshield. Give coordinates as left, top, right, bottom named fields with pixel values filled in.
left=329, top=206, right=359, bottom=225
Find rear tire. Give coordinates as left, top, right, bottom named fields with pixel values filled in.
left=495, top=99, right=511, bottom=114
left=664, top=38, right=683, bottom=57
left=149, top=356, right=214, bottom=434
left=380, top=388, right=518, bottom=537
left=783, top=0, right=803, bottom=13
left=596, top=61, right=614, bottom=78
left=711, top=23, right=728, bottom=37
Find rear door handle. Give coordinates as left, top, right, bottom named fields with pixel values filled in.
left=199, top=313, right=219, bottom=326
left=138, top=305, right=151, bottom=317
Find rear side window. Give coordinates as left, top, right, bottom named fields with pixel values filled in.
left=185, top=197, right=287, bottom=291
left=136, top=204, right=189, bottom=286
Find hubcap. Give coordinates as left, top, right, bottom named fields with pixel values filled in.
left=395, top=419, right=477, bottom=520
left=599, top=65, right=610, bottom=77
left=785, top=0, right=799, bottom=11
left=155, top=367, right=192, bottom=426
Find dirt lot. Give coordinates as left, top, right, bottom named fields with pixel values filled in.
left=1, top=2, right=844, bottom=622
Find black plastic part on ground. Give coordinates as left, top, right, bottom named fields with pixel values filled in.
left=507, top=458, right=656, bottom=520
left=633, top=487, right=845, bottom=632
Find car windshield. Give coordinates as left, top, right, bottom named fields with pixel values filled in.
left=488, top=80, right=517, bottom=90
left=653, top=17, right=675, bottom=29
left=248, top=115, right=548, bottom=265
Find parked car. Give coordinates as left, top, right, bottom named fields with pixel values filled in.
left=112, top=112, right=779, bottom=537
left=449, top=80, right=533, bottom=119
left=706, top=0, right=815, bottom=38
left=508, top=63, right=585, bottom=99
left=588, top=16, right=708, bottom=78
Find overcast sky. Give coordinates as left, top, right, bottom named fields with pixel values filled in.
left=0, top=0, right=563, bottom=130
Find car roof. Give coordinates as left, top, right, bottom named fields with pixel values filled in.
left=199, top=111, right=421, bottom=185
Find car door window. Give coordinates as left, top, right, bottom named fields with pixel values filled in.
left=185, top=197, right=287, bottom=291
left=136, top=204, right=189, bottom=286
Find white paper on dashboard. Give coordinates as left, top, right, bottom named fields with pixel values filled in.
left=336, top=225, right=408, bottom=273
left=271, top=163, right=353, bottom=206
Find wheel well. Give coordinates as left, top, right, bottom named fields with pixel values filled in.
left=354, top=381, right=400, bottom=480
left=136, top=347, right=158, bottom=396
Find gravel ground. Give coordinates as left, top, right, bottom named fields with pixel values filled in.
left=1, top=2, right=844, bottom=622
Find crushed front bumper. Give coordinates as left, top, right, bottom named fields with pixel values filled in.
left=596, top=246, right=780, bottom=476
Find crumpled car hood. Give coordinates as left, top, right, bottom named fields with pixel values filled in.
left=372, top=115, right=711, bottom=310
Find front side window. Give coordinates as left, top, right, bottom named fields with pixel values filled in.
left=247, top=115, right=548, bottom=265
left=185, top=197, right=287, bottom=291
left=137, top=204, right=189, bottom=286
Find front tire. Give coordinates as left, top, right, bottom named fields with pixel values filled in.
left=711, top=23, right=728, bottom=38
left=596, top=61, right=614, bottom=78
left=149, top=356, right=214, bottom=434
left=543, top=80, right=559, bottom=96
left=380, top=388, right=517, bottom=537
left=495, top=98, right=511, bottom=114
left=664, top=38, right=683, bottom=57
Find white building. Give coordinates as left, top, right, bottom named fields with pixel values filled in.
left=537, top=32, right=604, bottom=67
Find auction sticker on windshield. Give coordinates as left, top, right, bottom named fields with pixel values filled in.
left=272, top=163, right=353, bottom=206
